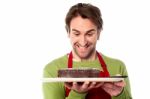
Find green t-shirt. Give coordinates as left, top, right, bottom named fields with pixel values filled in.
left=43, top=53, right=132, bottom=99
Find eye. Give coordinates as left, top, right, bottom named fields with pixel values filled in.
left=87, top=33, right=93, bottom=36
left=75, top=34, right=79, bottom=36
left=73, top=32, right=80, bottom=36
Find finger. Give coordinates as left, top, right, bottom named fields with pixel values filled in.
left=82, top=81, right=90, bottom=89
left=114, top=81, right=126, bottom=87
left=95, top=82, right=104, bottom=88
left=103, top=82, right=114, bottom=89
left=102, top=82, right=124, bottom=96
left=102, top=86, right=121, bottom=96
left=72, top=82, right=78, bottom=88
left=72, top=82, right=81, bottom=91
left=88, top=82, right=96, bottom=89
left=115, top=74, right=121, bottom=76
left=64, top=82, right=72, bottom=89
left=102, top=85, right=114, bottom=96
left=102, top=82, right=123, bottom=92
left=90, top=82, right=97, bottom=87
left=102, top=83, right=116, bottom=90
left=102, top=85, right=112, bottom=92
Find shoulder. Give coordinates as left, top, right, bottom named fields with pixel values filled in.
left=100, top=53, right=127, bottom=75
left=44, top=54, right=68, bottom=70
left=43, top=54, right=68, bottom=77
left=101, top=53, right=125, bottom=66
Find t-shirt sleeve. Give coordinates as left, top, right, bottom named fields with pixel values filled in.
left=42, top=61, right=87, bottom=99
left=43, top=65, right=65, bottom=99
left=112, top=61, right=132, bottom=99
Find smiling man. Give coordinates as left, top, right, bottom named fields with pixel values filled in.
left=43, top=3, right=132, bottom=99
left=69, top=16, right=99, bottom=61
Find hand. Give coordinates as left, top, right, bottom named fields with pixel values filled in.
left=102, top=80, right=126, bottom=96
left=64, top=81, right=104, bottom=93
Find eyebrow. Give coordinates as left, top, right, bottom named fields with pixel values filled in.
left=86, top=29, right=96, bottom=33
left=72, top=29, right=96, bottom=33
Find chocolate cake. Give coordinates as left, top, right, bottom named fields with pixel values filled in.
left=58, top=68, right=100, bottom=78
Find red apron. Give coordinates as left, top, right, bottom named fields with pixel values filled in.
left=65, top=51, right=111, bottom=99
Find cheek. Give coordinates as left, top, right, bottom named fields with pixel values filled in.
left=70, top=36, right=78, bottom=45
left=87, top=37, right=97, bottom=44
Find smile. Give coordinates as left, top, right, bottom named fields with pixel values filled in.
left=76, top=43, right=89, bottom=48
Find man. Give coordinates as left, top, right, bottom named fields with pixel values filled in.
left=43, top=3, right=132, bottom=99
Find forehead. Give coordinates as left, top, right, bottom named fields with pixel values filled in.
left=70, top=16, right=97, bottom=32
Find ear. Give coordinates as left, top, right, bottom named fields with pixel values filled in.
left=67, top=32, right=70, bottom=38
left=97, top=30, right=101, bottom=40
left=65, top=25, right=70, bottom=38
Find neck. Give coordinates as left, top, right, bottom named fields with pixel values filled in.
left=72, top=50, right=97, bottom=62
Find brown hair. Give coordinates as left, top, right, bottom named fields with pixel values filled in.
left=65, top=3, right=103, bottom=32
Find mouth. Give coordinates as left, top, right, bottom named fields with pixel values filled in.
left=76, top=43, right=89, bottom=52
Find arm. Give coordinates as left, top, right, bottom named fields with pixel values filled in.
left=43, top=69, right=65, bottom=99
left=43, top=62, right=88, bottom=99
left=111, top=62, right=132, bottom=99
left=102, top=61, right=132, bottom=99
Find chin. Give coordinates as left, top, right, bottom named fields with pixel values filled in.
left=77, top=52, right=90, bottom=59
left=73, top=46, right=95, bottom=59
left=78, top=55, right=87, bottom=59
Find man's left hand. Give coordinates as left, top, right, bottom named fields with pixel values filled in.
left=101, top=80, right=126, bottom=96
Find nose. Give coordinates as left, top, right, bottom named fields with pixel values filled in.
left=79, top=36, right=87, bottom=46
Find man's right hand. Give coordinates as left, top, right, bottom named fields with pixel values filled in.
left=64, top=81, right=104, bottom=93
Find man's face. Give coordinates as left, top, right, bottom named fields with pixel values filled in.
left=68, top=15, right=100, bottom=59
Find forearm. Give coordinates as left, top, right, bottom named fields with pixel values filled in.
left=112, top=74, right=132, bottom=99
left=112, top=87, right=132, bottom=99
left=111, top=61, right=132, bottom=99
left=43, top=82, right=66, bottom=99
left=65, top=90, right=87, bottom=99
left=43, top=68, right=66, bottom=99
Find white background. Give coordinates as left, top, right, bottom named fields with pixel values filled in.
left=0, top=0, right=150, bottom=99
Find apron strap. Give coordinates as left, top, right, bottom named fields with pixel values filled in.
left=68, top=51, right=110, bottom=76
left=96, top=51, right=110, bottom=77
left=66, top=51, right=110, bottom=97
left=68, top=51, right=73, bottom=68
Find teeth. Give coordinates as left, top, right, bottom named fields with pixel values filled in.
left=82, top=45, right=88, bottom=48
left=85, top=44, right=88, bottom=48
left=79, top=45, right=88, bottom=48
left=76, top=43, right=89, bottom=48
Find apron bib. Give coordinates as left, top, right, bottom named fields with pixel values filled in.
left=65, top=51, right=111, bottom=99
